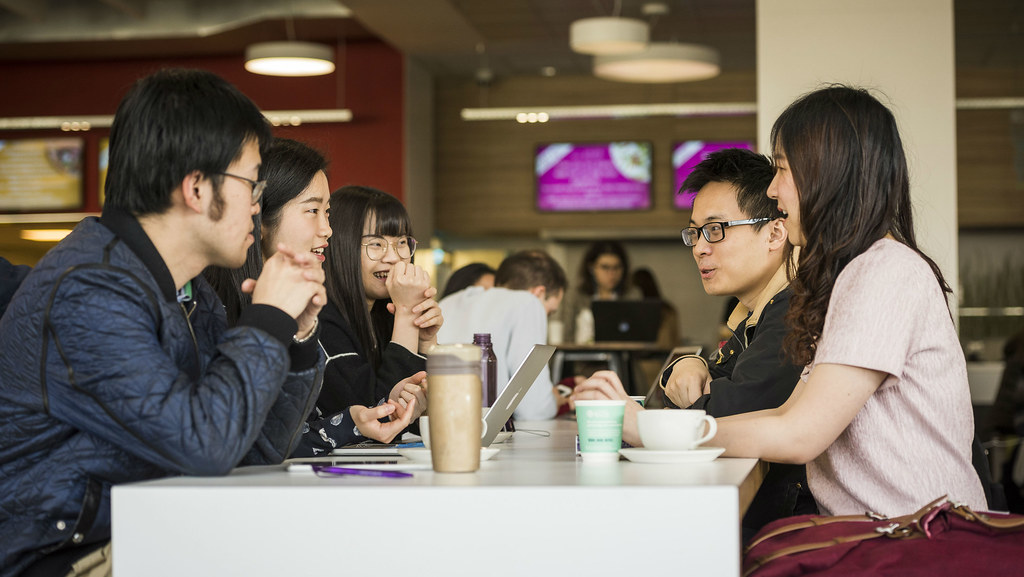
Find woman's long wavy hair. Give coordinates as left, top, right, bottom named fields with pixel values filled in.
left=205, top=138, right=327, bottom=324
left=775, top=85, right=952, bottom=367
left=324, top=185, right=414, bottom=367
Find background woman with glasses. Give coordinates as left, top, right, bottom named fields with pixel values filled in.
left=563, top=240, right=639, bottom=344
left=317, top=185, right=442, bottom=421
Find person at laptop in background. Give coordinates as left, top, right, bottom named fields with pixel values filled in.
left=438, top=250, right=568, bottom=420
left=0, top=69, right=326, bottom=577
left=205, top=140, right=423, bottom=458
left=563, top=240, right=639, bottom=344
left=572, top=147, right=815, bottom=539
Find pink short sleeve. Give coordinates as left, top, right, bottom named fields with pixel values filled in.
left=813, top=240, right=938, bottom=379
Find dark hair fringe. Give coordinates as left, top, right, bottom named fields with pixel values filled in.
left=679, top=147, right=782, bottom=229
left=442, top=262, right=497, bottom=299
left=495, top=250, right=567, bottom=295
left=105, top=68, right=272, bottom=216
left=324, top=185, right=413, bottom=367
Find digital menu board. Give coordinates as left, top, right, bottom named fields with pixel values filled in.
left=536, top=141, right=652, bottom=212
left=98, top=137, right=109, bottom=206
left=673, top=141, right=755, bottom=209
left=0, top=137, right=84, bottom=211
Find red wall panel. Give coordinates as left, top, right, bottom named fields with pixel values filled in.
left=0, top=39, right=404, bottom=212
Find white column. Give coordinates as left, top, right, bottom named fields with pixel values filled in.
left=404, top=56, right=435, bottom=244
left=757, top=0, right=958, bottom=304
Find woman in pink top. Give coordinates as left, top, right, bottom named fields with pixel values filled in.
left=709, top=85, right=987, bottom=516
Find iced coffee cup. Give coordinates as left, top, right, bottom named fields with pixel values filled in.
left=426, top=344, right=482, bottom=473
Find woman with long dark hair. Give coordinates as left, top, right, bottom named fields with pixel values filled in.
left=316, top=185, right=440, bottom=419
left=709, top=85, right=986, bottom=515
left=574, top=86, right=986, bottom=517
left=207, top=140, right=422, bottom=456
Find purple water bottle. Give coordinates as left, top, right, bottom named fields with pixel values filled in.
left=473, top=333, right=498, bottom=407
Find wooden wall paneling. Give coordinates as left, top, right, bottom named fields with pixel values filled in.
left=957, top=109, right=1024, bottom=228
left=436, top=71, right=758, bottom=238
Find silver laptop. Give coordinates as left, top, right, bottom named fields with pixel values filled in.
left=329, top=344, right=556, bottom=455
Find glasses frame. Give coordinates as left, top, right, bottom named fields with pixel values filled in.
left=680, top=217, right=772, bottom=247
left=212, top=172, right=267, bottom=205
left=361, top=235, right=418, bottom=261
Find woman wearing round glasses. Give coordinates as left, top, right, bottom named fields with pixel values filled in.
left=316, top=185, right=442, bottom=421
left=206, top=141, right=424, bottom=456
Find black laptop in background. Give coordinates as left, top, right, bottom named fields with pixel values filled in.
left=591, top=300, right=663, bottom=343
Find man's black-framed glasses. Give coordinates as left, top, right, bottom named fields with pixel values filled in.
left=680, top=217, right=772, bottom=247
left=213, top=172, right=267, bottom=204
left=361, top=236, right=417, bottom=261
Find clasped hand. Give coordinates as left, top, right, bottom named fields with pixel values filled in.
left=348, top=371, right=428, bottom=444
left=385, top=262, right=444, bottom=351
left=243, top=244, right=326, bottom=338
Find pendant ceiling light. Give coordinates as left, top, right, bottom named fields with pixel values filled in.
left=245, top=41, right=335, bottom=77
left=570, top=17, right=649, bottom=55
left=594, top=42, right=720, bottom=83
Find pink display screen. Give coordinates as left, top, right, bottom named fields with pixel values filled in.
left=536, top=142, right=652, bottom=212
left=673, top=141, right=754, bottom=209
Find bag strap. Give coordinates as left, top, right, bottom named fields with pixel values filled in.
left=744, top=496, right=948, bottom=551
left=742, top=496, right=950, bottom=577
left=741, top=529, right=892, bottom=577
left=947, top=502, right=1024, bottom=531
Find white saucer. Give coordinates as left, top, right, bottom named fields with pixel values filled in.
left=492, top=431, right=513, bottom=444
left=397, top=447, right=500, bottom=464
left=618, top=446, right=725, bottom=464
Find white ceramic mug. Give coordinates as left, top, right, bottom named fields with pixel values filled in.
left=636, top=409, right=717, bottom=451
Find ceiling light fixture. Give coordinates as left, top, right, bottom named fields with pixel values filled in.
left=570, top=17, right=649, bottom=55
left=594, top=42, right=720, bottom=83
left=245, top=41, right=335, bottom=77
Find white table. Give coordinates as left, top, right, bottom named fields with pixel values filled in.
left=112, top=419, right=765, bottom=577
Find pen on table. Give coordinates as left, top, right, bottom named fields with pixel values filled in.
left=314, top=465, right=413, bottom=478
left=395, top=441, right=424, bottom=448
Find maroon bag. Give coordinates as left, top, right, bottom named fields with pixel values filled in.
left=742, top=496, right=1024, bottom=577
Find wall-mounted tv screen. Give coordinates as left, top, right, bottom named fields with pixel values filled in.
left=536, top=141, right=652, bottom=212
left=0, top=137, right=84, bottom=212
left=99, top=137, right=109, bottom=206
left=673, top=141, right=755, bottom=209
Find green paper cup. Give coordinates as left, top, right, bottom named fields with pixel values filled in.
left=575, top=400, right=626, bottom=463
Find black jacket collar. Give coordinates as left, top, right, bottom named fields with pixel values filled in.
left=100, top=206, right=179, bottom=303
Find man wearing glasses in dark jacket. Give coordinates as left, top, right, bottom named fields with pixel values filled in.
left=0, top=69, right=326, bottom=577
left=572, top=148, right=816, bottom=541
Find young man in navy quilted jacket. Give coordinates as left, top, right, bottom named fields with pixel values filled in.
left=0, top=69, right=329, bottom=577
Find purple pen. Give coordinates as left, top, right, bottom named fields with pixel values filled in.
left=313, top=465, right=413, bottom=478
